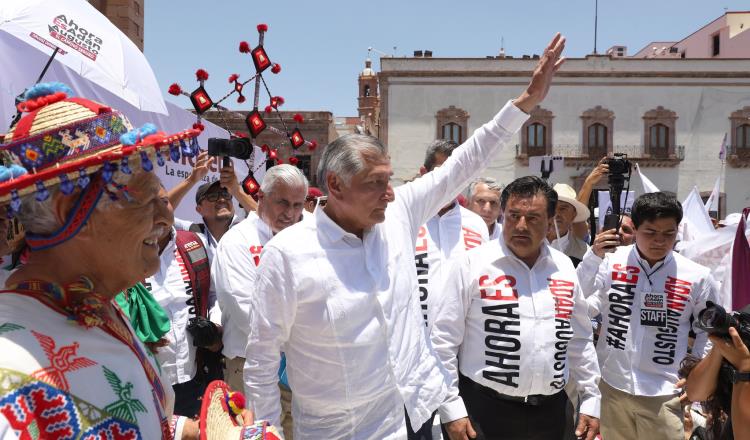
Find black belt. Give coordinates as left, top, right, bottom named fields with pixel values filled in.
left=459, top=373, right=563, bottom=407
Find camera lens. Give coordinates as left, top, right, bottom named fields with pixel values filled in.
left=699, top=308, right=722, bottom=329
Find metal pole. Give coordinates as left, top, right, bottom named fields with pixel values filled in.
left=594, top=0, right=599, bottom=54
left=10, top=47, right=61, bottom=126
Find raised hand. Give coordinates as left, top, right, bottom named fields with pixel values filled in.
left=514, top=33, right=566, bottom=113
left=188, top=151, right=210, bottom=184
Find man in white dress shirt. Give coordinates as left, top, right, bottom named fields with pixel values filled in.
left=432, top=176, right=601, bottom=440
left=467, top=177, right=504, bottom=241
left=213, top=164, right=308, bottom=439
left=244, top=34, right=567, bottom=439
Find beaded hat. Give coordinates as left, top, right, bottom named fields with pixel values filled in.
left=199, top=380, right=282, bottom=440
left=0, top=82, right=203, bottom=250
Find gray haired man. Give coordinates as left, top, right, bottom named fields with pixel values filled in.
left=212, top=164, right=308, bottom=439
left=468, top=177, right=504, bottom=240
left=245, top=34, right=566, bottom=439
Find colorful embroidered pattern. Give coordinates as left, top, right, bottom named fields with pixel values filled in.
left=81, top=417, right=141, bottom=440
left=103, top=367, right=147, bottom=424
left=2, top=112, right=130, bottom=173
left=0, top=369, right=146, bottom=440
left=0, top=380, right=82, bottom=439
left=30, top=331, right=97, bottom=392
left=0, top=323, right=24, bottom=335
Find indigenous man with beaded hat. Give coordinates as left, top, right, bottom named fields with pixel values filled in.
left=0, top=83, right=256, bottom=439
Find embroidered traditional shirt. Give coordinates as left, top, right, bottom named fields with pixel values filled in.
left=582, top=245, right=718, bottom=396
left=245, top=101, right=528, bottom=439
left=431, top=238, right=601, bottom=422
left=0, top=291, right=174, bottom=439
left=414, top=204, right=488, bottom=332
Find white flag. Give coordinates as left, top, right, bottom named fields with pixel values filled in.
left=635, top=163, right=660, bottom=193
left=679, top=186, right=715, bottom=244
left=704, top=175, right=721, bottom=213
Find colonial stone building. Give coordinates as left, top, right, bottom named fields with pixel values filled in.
left=367, top=12, right=750, bottom=215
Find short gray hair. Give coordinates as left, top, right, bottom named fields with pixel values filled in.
left=260, top=164, right=309, bottom=195
left=423, top=139, right=458, bottom=171
left=316, top=134, right=387, bottom=194
left=16, top=169, right=134, bottom=235
left=468, top=177, right=503, bottom=199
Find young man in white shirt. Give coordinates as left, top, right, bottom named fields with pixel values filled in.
left=244, top=34, right=567, bottom=439
left=583, top=192, right=719, bottom=440
left=467, top=177, right=504, bottom=241
left=410, top=140, right=489, bottom=439
left=212, top=164, right=308, bottom=440
left=432, top=176, right=601, bottom=440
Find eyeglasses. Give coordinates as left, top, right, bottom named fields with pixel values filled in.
left=202, top=191, right=232, bottom=203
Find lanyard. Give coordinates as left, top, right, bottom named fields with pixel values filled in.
left=636, top=258, right=666, bottom=291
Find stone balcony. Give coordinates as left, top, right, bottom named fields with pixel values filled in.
left=726, top=145, right=750, bottom=168
left=516, top=144, right=685, bottom=167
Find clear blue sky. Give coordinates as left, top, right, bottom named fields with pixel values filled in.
left=145, top=0, right=748, bottom=117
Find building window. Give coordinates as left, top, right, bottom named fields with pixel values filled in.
left=737, top=124, right=750, bottom=148
left=581, top=106, right=614, bottom=158
left=363, top=84, right=371, bottom=97
left=712, top=33, right=720, bottom=56
left=643, top=106, right=678, bottom=158
left=588, top=123, right=607, bottom=148
left=650, top=124, right=669, bottom=149
left=520, top=106, right=554, bottom=156
left=436, top=106, right=469, bottom=144
left=442, top=123, right=462, bottom=144
left=527, top=123, right=546, bottom=148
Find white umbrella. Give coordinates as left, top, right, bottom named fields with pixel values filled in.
left=0, top=0, right=167, bottom=115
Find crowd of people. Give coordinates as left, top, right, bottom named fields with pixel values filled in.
left=0, top=33, right=748, bottom=440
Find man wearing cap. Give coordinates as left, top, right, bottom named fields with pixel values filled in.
left=213, top=164, right=308, bottom=439
left=467, top=177, right=504, bottom=240
left=0, top=83, right=256, bottom=438
left=305, top=187, right=323, bottom=213
left=550, top=183, right=590, bottom=264
left=169, top=152, right=256, bottom=258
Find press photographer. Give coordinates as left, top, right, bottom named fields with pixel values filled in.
left=575, top=156, right=636, bottom=297
left=683, top=303, right=750, bottom=440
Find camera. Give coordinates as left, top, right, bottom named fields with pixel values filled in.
left=186, top=316, right=222, bottom=348
left=603, top=153, right=632, bottom=233
left=207, top=137, right=252, bottom=161
left=696, top=301, right=750, bottom=345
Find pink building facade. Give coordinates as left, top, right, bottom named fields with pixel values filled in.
left=632, top=12, right=750, bottom=58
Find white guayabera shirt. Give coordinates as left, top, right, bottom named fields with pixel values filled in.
left=432, top=239, right=601, bottom=422
left=245, top=101, right=528, bottom=439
